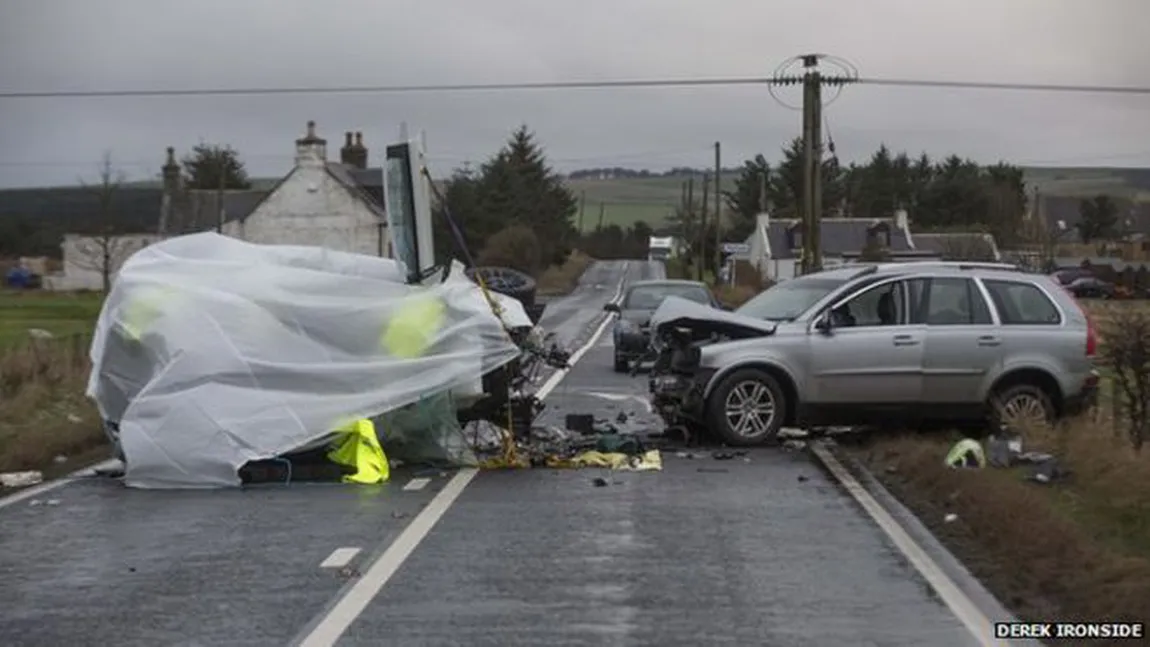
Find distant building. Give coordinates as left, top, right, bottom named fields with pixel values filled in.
left=1, top=121, right=391, bottom=291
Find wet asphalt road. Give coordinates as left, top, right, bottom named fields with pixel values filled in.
left=0, top=260, right=984, bottom=647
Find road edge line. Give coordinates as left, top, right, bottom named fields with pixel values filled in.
left=810, top=442, right=1019, bottom=647
left=0, top=458, right=120, bottom=511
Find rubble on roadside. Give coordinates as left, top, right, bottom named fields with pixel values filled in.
left=945, top=433, right=1071, bottom=484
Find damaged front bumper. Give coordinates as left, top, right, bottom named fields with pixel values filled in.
left=649, top=370, right=712, bottom=426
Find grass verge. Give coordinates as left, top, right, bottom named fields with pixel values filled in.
left=0, top=334, right=105, bottom=476
left=537, top=250, right=595, bottom=296
left=847, top=417, right=1150, bottom=630
left=0, top=290, right=107, bottom=478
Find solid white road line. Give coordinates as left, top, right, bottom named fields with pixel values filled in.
left=0, top=458, right=120, bottom=511
left=402, top=478, right=430, bottom=491
left=319, top=547, right=362, bottom=569
left=810, top=443, right=1009, bottom=647
left=296, top=261, right=634, bottom=647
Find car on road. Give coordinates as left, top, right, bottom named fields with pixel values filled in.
left=647, top=262, right=1100, bottom=446
left=605, top=279, right=722, bottom=372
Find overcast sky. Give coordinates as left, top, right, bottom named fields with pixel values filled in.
left=0, top=0, right=1147, bottom=188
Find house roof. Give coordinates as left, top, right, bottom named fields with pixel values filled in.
left=911, top=232, right=1001, bottom=261
left=0, top=186, right=165, bottom=235
left=327, top=163, right=385, bottom=217
left=162, top=189, right=270, bottom=235
left=766, top=218, right=914, bottom=260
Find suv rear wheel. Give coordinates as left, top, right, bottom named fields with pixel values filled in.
left=990, top=383, right=1056, bottom=433
left=706, top=368, right=785, bottom=446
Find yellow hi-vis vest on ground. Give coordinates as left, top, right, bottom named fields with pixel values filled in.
left=945, top=438, right=986, bottom=469
left=327, top=419, right=390, bottom=484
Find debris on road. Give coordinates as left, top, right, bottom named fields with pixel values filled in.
left=0, top=471, right=43, bottom=488
left=944, top=438, right=987, bottom=469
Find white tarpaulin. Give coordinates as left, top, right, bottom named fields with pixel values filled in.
left=87, top=233, right=528, bottom=489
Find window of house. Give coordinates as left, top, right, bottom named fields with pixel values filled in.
left=982, top=280, right=1062, bottom=325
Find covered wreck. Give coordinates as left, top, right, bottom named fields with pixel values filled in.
left=88, top=233, right=538, bottom=488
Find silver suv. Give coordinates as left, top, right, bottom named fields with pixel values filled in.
left=647, top=262, right=1101, bottom=446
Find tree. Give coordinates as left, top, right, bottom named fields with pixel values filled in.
left=181, top=143, right=251, bottom=190
left=1076, top=195, right=1119, bottom=243
left=477, top=225, right=543, bottom=275
left=723, top=155, right=770, bottom=239
left=439, top=126, right=577, bottom=271
left=73, top=153, right=150, bottom=291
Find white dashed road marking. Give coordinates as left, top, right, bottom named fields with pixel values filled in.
left=402, top=478, right=430, bottom=491
left=319, top=547, right=362, bottom=569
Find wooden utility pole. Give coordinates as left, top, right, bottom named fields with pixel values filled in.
left=713, top=142, right=722, bottom=281
left=800, top=55, right=823, bottom=275
left=699, top=173, right=709, bottom=281
left=597, top=202, right=606, bottom=230
left=215, top=158, right=226, bottom=234
left=770, top=53, right=855, bottom=274
left=686, top=177, right=695, bottom=275
left=759, top=170, right=768, bottom=212
left=578, top=190, right=586, bottom=233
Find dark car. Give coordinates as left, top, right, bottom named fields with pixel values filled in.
left=1066, top=276, right=1116, bottom=299
left=604, top=279, right=722, bottom=372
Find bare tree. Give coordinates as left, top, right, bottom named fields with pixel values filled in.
left=72, top=153, right=145, bottom=292
left=937, top=234, right=996, bottom=262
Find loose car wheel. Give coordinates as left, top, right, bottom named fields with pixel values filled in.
left=707, top=368, right=785, bottom=446
left=990, top=383, right=1055, bottom=433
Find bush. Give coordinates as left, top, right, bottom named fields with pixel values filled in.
left=0, top=334, right=104, bottom=473
left=477, top=225, right=543, bottom=276
left=1099, top=309, right=1150, bottom=452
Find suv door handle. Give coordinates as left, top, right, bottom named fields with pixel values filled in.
left=977, top=335, right=1001, bottom=347
left=893, top=334, right=920, bottom=347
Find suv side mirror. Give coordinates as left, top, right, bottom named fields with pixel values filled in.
left=814, top=310, right=834, bottom=334
left=603, top=302, right=620, bottom=313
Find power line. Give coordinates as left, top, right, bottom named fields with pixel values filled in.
left=0, top=147, right=714, bottom=170
left=857, top=77, right=1150, bottom=95
left=1, top=76, right=1149, bottom=100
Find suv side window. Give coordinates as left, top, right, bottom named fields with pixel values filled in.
left=832, top=280, right=906, bottom=327
left=982, top=279, right=1062, bottom=325
left=907, top=277, right=993, bottom=326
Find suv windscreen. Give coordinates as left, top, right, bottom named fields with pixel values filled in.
left=625, top=285, right=712, bottom=310
left=736, top=276, right=848, bottom=321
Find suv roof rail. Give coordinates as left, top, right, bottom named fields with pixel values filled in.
left=873, top=260, right=1022, bottom=272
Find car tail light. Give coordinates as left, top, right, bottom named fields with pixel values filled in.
left=1058, top=283, right=1097, bottom=357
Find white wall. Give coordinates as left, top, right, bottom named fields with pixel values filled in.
left=48, top=233, right=162, bottom=291
left=230, top=165, right=388, bottom=257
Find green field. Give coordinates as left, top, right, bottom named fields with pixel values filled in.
left=120, top=165, right=1150, bottom=233
left=0, top=291, right=103, bottom=349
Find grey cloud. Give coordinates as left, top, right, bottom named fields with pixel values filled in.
left=0, top=0, right=1147, bottom=188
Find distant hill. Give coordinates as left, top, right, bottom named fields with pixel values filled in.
left=8, top=166, right=1150, bottom=235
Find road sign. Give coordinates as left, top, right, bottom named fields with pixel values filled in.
left=721, top=242, right=750, bottom=254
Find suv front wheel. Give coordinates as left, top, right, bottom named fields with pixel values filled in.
left=706, top=368, right=786, bottom=446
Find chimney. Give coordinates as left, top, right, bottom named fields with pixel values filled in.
left=339, top=132, right=354, bottom=166
left=159, top=147, right=181, bottom=235
left=352, top=131, right=368, bottom=169
left=294, top=120, right=327, bottom=166
left=893, top=208, right=909, bottom=232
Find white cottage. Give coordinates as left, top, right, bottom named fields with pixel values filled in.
left=44, top=122, right=392, bottom=290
